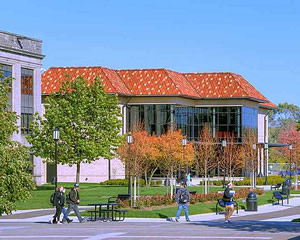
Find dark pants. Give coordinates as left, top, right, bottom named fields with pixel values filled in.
left=53, top=204, right=62, bottom=223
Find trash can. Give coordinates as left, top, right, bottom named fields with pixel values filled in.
left=246, top=192, right=257, bottom=211
left=281, top=181, right=290, bottom=195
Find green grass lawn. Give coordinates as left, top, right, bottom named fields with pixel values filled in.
left=17, top=182, right=274, bottom=218
left=16, top=183, right=224, bottom=210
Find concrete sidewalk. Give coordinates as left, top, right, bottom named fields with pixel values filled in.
left=1, top=198, right=300, bottom=224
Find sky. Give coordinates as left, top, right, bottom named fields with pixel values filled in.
left=1, top=0, right=299, bottom=106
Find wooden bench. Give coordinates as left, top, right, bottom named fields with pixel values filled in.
left=216, top=198, right=239, bottom=215
left=272, top=191, right=289, bottom=206
left=271, top=183, right=282, bottom=190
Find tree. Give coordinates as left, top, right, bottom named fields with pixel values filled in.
left=194, top=125, right=217, bottom=194
left=27, top=76, right=123, bottom=183
left=243, top=129, right=258, bottom=188
left=158, top=130, right=194, bottom=198
left=0, top=72, right=35, bottom=215
left=219, top=135, right=244, bottom=181
left=278, top=122, right=300, bottom=186
left=117, top=130, right=160, bottom=186
left=269, top=102, right=300, bottom=128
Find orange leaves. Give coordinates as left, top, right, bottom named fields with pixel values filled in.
left=118, top=130, right=195, bottom=177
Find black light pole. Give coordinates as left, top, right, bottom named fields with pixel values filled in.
left=127, top=133, right=133, bottom=196
left=289, top=145, right=293, bottom=180
left=222, top=140, right=227, bottom=188
left=108, top=159, right=111, bottom=180
left=182, top=137, right=187, bottom=173
left=264, top=143, right=268, bottom=185
left=53, top=128, right=60, bottom=190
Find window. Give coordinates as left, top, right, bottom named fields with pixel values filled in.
left=21, top=68, right=34, bottom=135
left=126, top=104, right=173, bottom=136
left=0, top=64, right=12, bottom=107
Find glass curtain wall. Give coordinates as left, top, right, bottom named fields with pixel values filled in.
left=21, top=68, right=34, bottom=135
left=126, top=105, right=256, bottom=142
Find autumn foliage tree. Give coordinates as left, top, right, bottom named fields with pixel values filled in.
left=194, top=125, right=217, bottom=194
left=278, top=122, right=300, bottom=185
left=157, top=130, right=194, bottom=198
left=117, top=130, right=159, bottom=187
left=219, top=134, right=244, bottom=181
left=243, top=129, right=258, bottom=188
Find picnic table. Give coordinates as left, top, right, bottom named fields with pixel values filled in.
left=88, top=202, right=121, bottom=222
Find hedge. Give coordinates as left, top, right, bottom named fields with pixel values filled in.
left=99, top=179, right=162, bottom=186
left=210, top=176, right=289, bottom=186
left=118, top=188, right=264, bottom=208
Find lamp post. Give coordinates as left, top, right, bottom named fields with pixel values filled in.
left=264, top=143, right=268, bottom=185
left=289, top=145, right=293, bottom=180
left=53, top=128, right=60, bottom=190
left=182, top=137, right=187, bottom=174
left=127, top=133, right=133, bottom=200
left=221, top=140, right=227, bottom=188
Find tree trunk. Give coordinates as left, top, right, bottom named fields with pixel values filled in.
left=166, top=176, right=169, bottom=195
left=148, top=167, right=158, bottom=187
left=134, top=176, right=137, bottom=207
left=76, top=163, right=81, bottom=183
left=204, top=160, right=207, bottom=195
left=170, top=167, right=174, bottom=199
left=144, top=170, right=148, bottom=187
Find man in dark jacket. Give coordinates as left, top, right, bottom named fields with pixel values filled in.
left=175, top=182, right=191, bottom=222
left=63, top=184, right=87, bottom=223
left=223, top=182, right=235, bottom=223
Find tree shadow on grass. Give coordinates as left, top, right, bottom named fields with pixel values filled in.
left=191, top=220, right=300, bottom=234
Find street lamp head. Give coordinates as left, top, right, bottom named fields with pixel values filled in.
left=127, top=133, right=133, bottom=144
left=181, top=137, right=187, bottom=146
left=252, top=143, right=256, bottom=150
left=289, top=145, right=293, bottom=150
left=53, top=128, right=60, bottom=141
left=222, top=139, right=227, bottom=147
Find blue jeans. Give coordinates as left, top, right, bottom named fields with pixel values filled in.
left=61, top=207, right=68, bottom=220
left=176, top=203, right=189, bottom=220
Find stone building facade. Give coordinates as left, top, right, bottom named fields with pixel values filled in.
left=0, top=30, right=45, bottom=185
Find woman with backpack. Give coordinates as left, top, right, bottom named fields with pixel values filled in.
left=223, top=182, right=235, bottom=223
left=51, top=186, right=73, bottom=224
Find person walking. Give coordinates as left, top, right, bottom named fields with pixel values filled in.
left=63, top=183, right=87, bottom=223
left=59, top=186, right=73, bottom=224
left=187, top=173, right=191, bottom=186
left=223, top=182, right=235, bottom=223
left=175, top=182, right=191, bottom=222
left=51, top=187, right=61, bottom=224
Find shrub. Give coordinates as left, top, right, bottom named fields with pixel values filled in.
left=210, top=175, right=288, bottom=186
left=100, top=179, right=146, bottom=186
left=118, top=188, right=264, bottom=208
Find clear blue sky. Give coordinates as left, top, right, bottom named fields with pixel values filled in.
left=1, top=0, right=299, bottom=106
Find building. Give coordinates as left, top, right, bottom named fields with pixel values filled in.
left=0, top=30, right=45, bottom=185
left=41, top=66, right=276, bottom=184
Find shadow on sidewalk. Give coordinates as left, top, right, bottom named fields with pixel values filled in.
left=191, top=220, right=300, bottom=233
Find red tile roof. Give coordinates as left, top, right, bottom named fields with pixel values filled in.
left=42, top=66, right=275, bottom=108
left=42, top=67, right=131, bottom=95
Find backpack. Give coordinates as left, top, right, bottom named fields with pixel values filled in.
left=179, top=190, right=189, bottom=203
left=50, top=192, right=56, bottom=205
